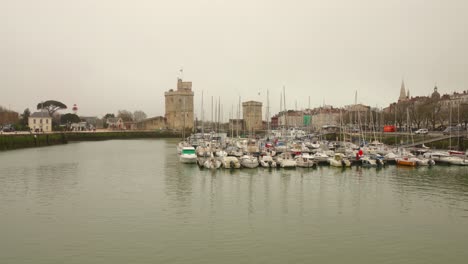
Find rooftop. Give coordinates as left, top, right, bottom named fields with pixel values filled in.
left=30, top=112, right=51, bottom=118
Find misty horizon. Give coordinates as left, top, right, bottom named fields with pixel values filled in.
left=2, top=0, right=468, bottom=119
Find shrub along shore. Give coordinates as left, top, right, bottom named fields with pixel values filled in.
left=0, top=131, right=181, bottom=151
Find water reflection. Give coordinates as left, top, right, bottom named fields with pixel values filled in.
left=35, top=162, right=78, bottom=203
left=0, top=162, right=78, bottom=204
left=1, top=140, right=468, bottom=264
left=163, top=141, right=193, bottom=216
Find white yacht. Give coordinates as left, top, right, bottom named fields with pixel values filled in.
left=179, top=147, right=197, bottom=164
left=222, top=156, right=241, bottom=169
left=295, top=153, right=317, bottom=168
left=259, top=155, right=277, bottom=168
left=328, top=153, right=351, bottom=167
left=276, top=153, right=297, bottom=168
left=203, top=157, right=222, bottom=169
left=240, top=155, right=259, bottom=168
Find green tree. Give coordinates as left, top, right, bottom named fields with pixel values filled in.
left=20, top=108, right=31, bottom=126
left=103, top=113, right=115, bottom=128
left=37, top=100, right=67, bottom=117
left=61, top=113, right=81, bottom=124
left=103, top=113, right=115, bottom=119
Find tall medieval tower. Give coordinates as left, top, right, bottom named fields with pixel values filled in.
left=242, top=101, right=263, bottom=132
left=165, top=78, right=194, bottom=131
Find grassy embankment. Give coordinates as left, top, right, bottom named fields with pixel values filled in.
left=0, top=131, right=181, bottom=151
left=65, top=131, right=180, bottom=141
left=0, top=133, right=67, bottom=151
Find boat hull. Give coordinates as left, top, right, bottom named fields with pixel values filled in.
left=180, top=155, right=197, bottom=164
left=396, top=158, right=417, bottom=167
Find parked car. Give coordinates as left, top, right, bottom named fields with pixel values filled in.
left=1, top=124, right=15, bottom=132
left=415, top=128, right=428, bottom=134
left=443, top=126, right=463, bottom=135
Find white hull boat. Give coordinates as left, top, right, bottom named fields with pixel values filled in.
left=240, top=155, right=259, bottom=168
left=179, top=147, right=197, bottom=163
left=222, top=156, right=241, bottom=169
left=203, top=157, right=222, bottom=169
left=295, top=154, right=317, bottom=168
left=328, top=153, right=351, bottom=167
left=276, top=153, right=296, bottom=168
left=259, top=155, right=277, bottom=168
left=360, top=156, right=377, bottom=167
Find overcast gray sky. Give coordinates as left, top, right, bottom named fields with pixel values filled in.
left=2, top=0, right=468, bottom=119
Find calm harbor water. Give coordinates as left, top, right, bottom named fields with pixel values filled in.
left=1, top=139, right=468, bottom=264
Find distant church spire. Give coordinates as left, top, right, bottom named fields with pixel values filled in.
left=399, top=80, right=407, bottom=101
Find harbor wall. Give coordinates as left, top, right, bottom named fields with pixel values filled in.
left=0, top=133, right=67, bottom=151
left=326, top=133, right=467, bottom=150
left=0, top=131, right=181, bottom=151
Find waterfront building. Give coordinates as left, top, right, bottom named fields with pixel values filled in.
left=309, top=107, right=340, bottom=131
left=80, top=116, right=102, bottom=129
left=124, top=121, right=136, bottom=130
left=70, top=122, right=88, bottom=131
left=270, top=115, right=279, bottom=129
left=242, top=101, right=262, bottom=132
left=28, top=111, right=52, bottom=132
left=440, top=89, right=468, bottom=107
left=278, top=110, right=303, bottom=128
left=106, top=117, right=124, bottom=130
left=165, top=78, right=194, bottom=131
left=0, top=110, right=19, bottom=126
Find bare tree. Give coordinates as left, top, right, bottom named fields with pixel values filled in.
left=133, top=110, right=147, bottom=122
left=117, top=110, right=134, bottom=122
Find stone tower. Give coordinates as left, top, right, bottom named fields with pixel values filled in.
left=165, top=78, right=194, bottom=131
left=242, top=101, right=262, bottom=132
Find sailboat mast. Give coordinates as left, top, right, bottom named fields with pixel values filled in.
left=458, top=102, right=460, bottom=149
left=201, top=90, right=205, bottom=135
left=229, top=105, right=234, bottom=138
left=280, top=91, right=283, bottom=129
left=182, top=97, right=186, bottom=140
left=218, top=97, right=221, bottom=134
left=266, top=89, right=270, bottom=135
left=394, top=105, right=397, bottom=146
left=214, top=97, right=217, bottom=133
left=340, top=109, right=343, bottom=142
left=283, top=86, right=287, bottom=130
left=308, top=96, right=311, bottom=133
left=211, top=96, right=214, bottom=133
left=354, top=90, right=357, bottom=129
left=237, top=96, right=240, bottom=138
left=449, top=102, right=452, bottom=149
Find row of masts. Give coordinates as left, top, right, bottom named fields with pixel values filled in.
left=196, top=89, right=463, bottom=148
